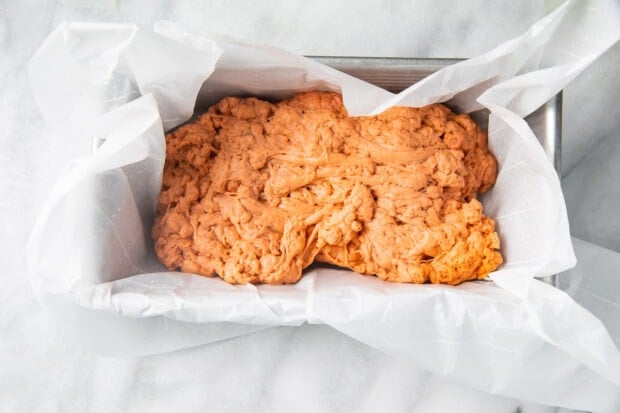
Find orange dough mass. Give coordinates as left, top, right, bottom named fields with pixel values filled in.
left=152, top=91, right=502, bottom=285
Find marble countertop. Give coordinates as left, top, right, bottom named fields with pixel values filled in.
left=1, top=1, right=618, bottom=412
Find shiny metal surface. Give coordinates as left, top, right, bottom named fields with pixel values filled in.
left=310, top=56, right=463, bottom=92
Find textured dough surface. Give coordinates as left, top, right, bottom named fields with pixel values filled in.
left=152, top=91, right=502, bottom=285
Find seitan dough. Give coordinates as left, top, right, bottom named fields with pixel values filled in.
left=152, top=91, right=502, bottom=285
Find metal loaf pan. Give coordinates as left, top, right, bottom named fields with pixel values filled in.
left=96, top=57, right=562, bottom=285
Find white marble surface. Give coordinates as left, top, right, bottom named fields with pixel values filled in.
left=0, top=1, right=617, bottom=412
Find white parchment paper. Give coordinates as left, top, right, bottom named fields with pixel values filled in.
left=27, top=0, right=620, bottom=411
